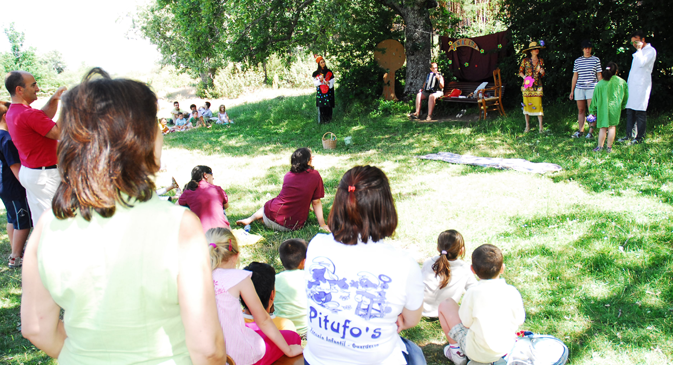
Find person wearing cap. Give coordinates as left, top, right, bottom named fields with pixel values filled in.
left=518, top=41, right=546, bottom=133
left=312, top=56, right=335, bottom=124
left=4, top=71, right=66, bottom=225
left=619, top=30, right=657, bottom=145
left=570, top=40, right=602, bottom=139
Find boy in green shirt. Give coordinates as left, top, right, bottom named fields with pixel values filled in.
left=274, top=239, right=308, bottom=335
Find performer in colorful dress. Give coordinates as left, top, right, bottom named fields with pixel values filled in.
left=518, top=41, right=546, bottom=133
left=312, top=55, right=335, bottom=124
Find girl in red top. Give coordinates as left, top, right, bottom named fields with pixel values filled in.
left=178, top=165, right=230, bottom=232
left=237, top=148, right=329, bottom=231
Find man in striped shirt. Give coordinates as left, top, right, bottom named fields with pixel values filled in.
left=570, top=40, right=602, bottom=139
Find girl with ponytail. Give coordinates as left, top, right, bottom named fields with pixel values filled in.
left=303, top=166, right=427, bottom=364
left=421, top=230, right=477, bottom=317
left=588, top=61, right=629, bottom=153
left=178, top=165, right=231, bottom=232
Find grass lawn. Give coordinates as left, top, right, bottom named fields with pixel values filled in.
left=1, top=90, right=672, bottom=364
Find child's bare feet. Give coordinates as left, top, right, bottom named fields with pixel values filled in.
left=236, top=218, right=253, bottom=226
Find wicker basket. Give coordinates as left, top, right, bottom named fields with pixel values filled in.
left=322, top=132, right=337, bottom=150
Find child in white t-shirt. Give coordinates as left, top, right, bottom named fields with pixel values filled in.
left=421, top=230, right=477, bottom=317
left=438, top=244, right=525, bottom=365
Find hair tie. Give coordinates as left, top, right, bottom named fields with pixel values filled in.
left=441, top=250, right=448, bottom=255
left=209, top=243, right=217, bottom=249
left=228, top=239, right=233, bottom=252
left=606, top=67, right=611, bottom=70
left=348, top=185, right=356, bottom=192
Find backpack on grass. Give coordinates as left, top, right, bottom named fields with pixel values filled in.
left=505, top=331, right=569, bottom=365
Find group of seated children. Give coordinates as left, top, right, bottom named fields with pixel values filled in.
left=423, top=229, right=526, bottom=365
left=208, top=227, right=308, bottom=365
left=164, top=100, right=233, bottom=134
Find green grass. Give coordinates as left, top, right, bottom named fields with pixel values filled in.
left=2, top=92, right=672, bottom=364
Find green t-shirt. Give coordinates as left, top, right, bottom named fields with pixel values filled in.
left=274, top=269, right=308, bottom=334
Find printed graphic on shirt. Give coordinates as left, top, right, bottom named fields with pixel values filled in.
left=306, top=256, right=393, bottom=348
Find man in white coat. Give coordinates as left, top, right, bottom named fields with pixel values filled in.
left=620, top=30, right=656, bottom=144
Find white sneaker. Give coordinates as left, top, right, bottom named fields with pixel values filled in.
left=444, top=345, right=468, bottom=365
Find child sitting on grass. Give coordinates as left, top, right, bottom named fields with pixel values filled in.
left=208, top=228, right=302, bottom=365
left=422, top=230, right=477, bottom=318
left=438, top=244, right=525, bottom=365
left=242, top=262, right=298, bottom=332
left=273, top=238, right=308, bottom=334
left=190, top=110, right=208, bottom=128
left=217, top=104, right=234, bottom=125
left=172, top=112, right=191, bottom=131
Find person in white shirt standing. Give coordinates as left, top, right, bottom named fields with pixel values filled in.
left=619, top=30, right=657, bottom=144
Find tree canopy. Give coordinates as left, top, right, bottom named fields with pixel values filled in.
left=136, top=0, right=457, bottom=97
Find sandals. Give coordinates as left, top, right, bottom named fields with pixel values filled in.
left=8, top=255, right=22, bottom=268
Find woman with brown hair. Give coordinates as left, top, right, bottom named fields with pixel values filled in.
left=20, top=68, right=227, bottom=364
left=302, top=165, right=426, bottom=365
left=236, top=147, right=328, bottom=232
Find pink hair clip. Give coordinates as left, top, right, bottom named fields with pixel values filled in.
left=228, top=239, right=233, bottom=252
left=348, top=185, right=356, bottom=192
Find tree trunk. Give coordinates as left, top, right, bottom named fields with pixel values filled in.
left=400, top=7, right=433, bottom=98
left=378, top=0, right=433, bottom=99
left=263, top=61, right=268, bottom=84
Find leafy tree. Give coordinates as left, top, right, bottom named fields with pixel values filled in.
left=136, top=0, right=457, bottom=98
left=136, top=0, right=227, bottom=95
left=41, top=50, right=67, bottom=74
left=1, top=23, right=39, bottom=77
left=500, top=0, right=673, bottom=110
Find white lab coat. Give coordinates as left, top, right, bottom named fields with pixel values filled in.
left=626, top=43, right=657, bottom=111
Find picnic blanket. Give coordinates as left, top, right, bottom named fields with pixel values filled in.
left=418, top=152, right=562, bottom=174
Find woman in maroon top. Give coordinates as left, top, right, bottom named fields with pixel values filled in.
left=237, top=148, right=329, bottom=231
left=178, top=165, right=230, bottom=232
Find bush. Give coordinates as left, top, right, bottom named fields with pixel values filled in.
left=500, top=0, right=673, bottom=111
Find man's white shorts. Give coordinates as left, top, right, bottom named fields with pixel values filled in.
left=19, top=166, right=60, bottom=225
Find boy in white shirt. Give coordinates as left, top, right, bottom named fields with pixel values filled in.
left=438, top=244, right=525, bottom=365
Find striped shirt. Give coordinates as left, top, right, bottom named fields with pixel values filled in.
left=573, top=55, right=602, bottom=89
left=424, top=72, right=441, bottom=92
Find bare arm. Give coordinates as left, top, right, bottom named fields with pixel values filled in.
left=21, top=215, right=67, bottom=358
left=177, top=211, right=227, bottom=364
left=311, top=199, right=329, bottom=231
left=240, top=278, right=303, bottom=357
left=44, top=124, right=60, bottom=140
left=10, top=163, right=20, bottom=182
left=40, top=87, right=67, bottom=119
left=396, top=305, right=423, bottom=333
left=570, top=72, right=578, bottom=100
left=597, top=72, right=603, bottom=81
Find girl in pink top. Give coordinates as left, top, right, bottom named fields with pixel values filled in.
left=207, top=227, right=302, bottom=365
left=178, top=165, right=230, bottom=232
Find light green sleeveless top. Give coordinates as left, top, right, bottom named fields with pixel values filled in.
left=38, top=194, right=192, bottom=364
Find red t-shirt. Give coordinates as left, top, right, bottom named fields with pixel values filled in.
left=5, top=104, right=57, bottom=168
left=264, top=169, right=325, bottom=230
left=178, top=180, right=230, bottom=233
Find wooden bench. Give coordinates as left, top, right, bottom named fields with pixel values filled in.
left=438, top=81, right=496, bottom=104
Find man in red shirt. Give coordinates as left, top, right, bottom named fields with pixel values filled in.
left=4, top=71, right=66, bottom=224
